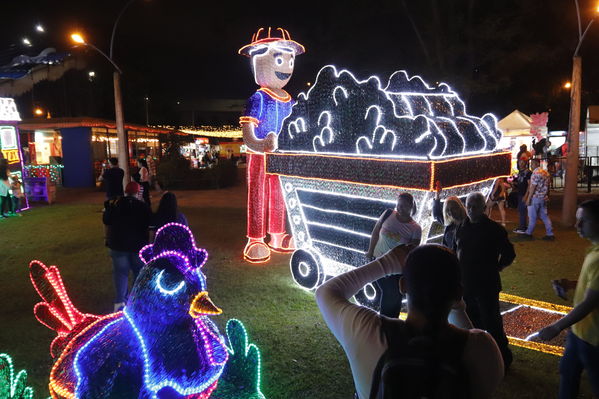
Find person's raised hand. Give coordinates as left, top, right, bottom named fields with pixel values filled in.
left=435, top=181, right=442, bottom=199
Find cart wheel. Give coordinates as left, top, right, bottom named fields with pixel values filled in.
left=290, top=249, right=324, bottom=290
left=354, top=282, right=381, bottom=312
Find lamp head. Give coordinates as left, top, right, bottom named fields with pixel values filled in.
left=70, top=33, right=85, bottom=44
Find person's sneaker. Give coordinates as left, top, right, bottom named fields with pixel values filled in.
left=542, top=235, right=555, bottom=241
left=513, top=228, right=527, bottom=234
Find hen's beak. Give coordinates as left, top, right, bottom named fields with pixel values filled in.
left=189, top=291, right=222, bottom=318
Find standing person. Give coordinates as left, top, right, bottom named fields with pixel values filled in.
left=9, top=175, right=24, bottom=214
left=151, top=191, right=188, bottom=232
left=513, top=158, right=533, bottom=234
left=367, top=192, right=421, bottom=317
left=146, top=150, right=158, bottom=190
left=316, top=245, right=503, bottom=399
left=523, top=158, right=555, bottom=240
left=486, top=177, right=509, bottom=226
left=456, top=192, right=516, bottom=369
left=432, top=183, right=467, bottom=250
left=0, top=161, right=12, bottom=218
left=137, top=158, right=151, bottom=207
left=516, top=144, right=532, bottom=163
left=103, top=182, right=151, bottom=311
left=98, top=158, right=124, bottom=200
left=538, top=199, right=599, bottom=399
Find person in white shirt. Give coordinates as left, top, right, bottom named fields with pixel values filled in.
left=366, top=192, right=422, bottom=316
left=316, top=244, right=504, bottom=399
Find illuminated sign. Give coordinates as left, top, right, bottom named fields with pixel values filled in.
left=0, top=126, right=17, bottom=150
left=0, top=98, right=21, bottom=122
left=0, top=126, right=20, bottom=164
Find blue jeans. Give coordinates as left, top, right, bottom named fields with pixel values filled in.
left=559, top=331, right=599, bottom=398
left=517, top=194, right=528, bottom=230
left=526, top=197, right=553, bottom=236
left=109, top=250, right=144, bottom=304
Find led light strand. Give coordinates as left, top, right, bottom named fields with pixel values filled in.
left=0, top=353, right=34, bottom=399
left=123, top=308, right=224, bottom=397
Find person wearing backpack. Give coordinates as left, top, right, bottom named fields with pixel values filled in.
left=316, top=244, right=503, bottom=399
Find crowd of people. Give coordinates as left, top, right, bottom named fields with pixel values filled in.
left=96, top=151, right=597, bottom=398
left=99, top=157, right=187, bottom=311
left=317, top=183, right=599, bottom=398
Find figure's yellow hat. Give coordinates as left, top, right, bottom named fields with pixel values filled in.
left=238, top=27, right=305, bottom=57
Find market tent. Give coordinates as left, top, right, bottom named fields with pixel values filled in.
left=497, top=110, right=532, bottom=137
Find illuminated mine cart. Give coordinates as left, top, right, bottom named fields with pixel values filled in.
left=0, top=98, right=28, bottom=209
left=266, top=151, right=511, bottom=309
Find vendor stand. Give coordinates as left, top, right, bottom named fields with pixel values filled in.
left=0, top=97, right=29, bottom=208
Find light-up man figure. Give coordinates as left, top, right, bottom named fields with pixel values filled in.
left=238, top=27, right=305, bottom=263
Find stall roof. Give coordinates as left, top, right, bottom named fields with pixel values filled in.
left=588, top=106, right=599, bottom=124
left=18, top=117, right=175, bottom=134
left=497, top=110, right=532, bottom=137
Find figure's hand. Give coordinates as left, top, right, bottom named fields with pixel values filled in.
left=538, top=324, right=561, bottom=341
left=263, top=133, right=278, bottom=152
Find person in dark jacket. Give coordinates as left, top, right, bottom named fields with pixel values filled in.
left=151, top=192, right=188, bottom=232
left=99, top=157, right=124, bottom=200
left=432, top=183, right=467, bottom=250
left=103, top=181, right=150, bottom=311
left=513, top=158, right=532, bottom=234
left=456, top=191, right=516, bottom=370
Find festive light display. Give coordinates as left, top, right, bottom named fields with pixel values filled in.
left=0, top=354, right=34, bottom=399
left=23, top=165, right=63, bottom=184
left=265, top=66, right=509, bottom=309
left=29, top=223, right=266, bottom=399
left=239, top=27, right=305, bottom=263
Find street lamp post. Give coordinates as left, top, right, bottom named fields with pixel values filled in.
left=561, top=1, right=598, bottom=226
left=70, top=0, right=138, bottom=187
left=72, top=32, right=129, bottom=185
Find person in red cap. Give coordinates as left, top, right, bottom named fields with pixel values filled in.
left=103, top=181, right=151, bottom=311
left=238, top=27, right=305, bottom=263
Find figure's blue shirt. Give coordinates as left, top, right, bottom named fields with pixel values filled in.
left=241, top=88, right=294, bottom=139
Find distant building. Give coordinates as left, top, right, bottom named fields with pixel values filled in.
left=585, top=106, right=599, bottom=156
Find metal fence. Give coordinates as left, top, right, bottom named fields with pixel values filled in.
left=543, top=155, right=599, bottom=192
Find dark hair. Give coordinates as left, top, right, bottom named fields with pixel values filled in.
left=0, top=159, right=8, bottom=180
left=403, top=245, right=461, bottom=318
left=155, top=192, right=179, bottom=227
left=109, top=157, right=118, bottom=166
left=397, top=192, right=417, bottom=216
left=579, top=199, right=599, bottom=221
left=138, top=158, right=148, bottom=169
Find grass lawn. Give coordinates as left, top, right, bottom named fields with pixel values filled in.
left=0, top=184, right=595, bottom=398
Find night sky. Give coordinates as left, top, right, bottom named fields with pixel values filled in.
left=1, top=0, right=599, bottom=129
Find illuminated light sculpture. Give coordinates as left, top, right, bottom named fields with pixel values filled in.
left=239, top=27, right=305, bottom=263
left=0, top=353, right=34, bottom=399
left=29, top=223, right=265, bottom=399
left=267, top=65, right=511, bottom=309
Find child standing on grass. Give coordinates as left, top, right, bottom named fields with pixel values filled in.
left=10, top=175, right=24, bottom=215
left=539, top=199, right=599, bottom=398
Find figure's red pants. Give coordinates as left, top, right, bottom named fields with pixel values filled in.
left=246, top=153, right=286, bottom=239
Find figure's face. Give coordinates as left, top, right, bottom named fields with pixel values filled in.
left=252, top=45, right=295, bottom=89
